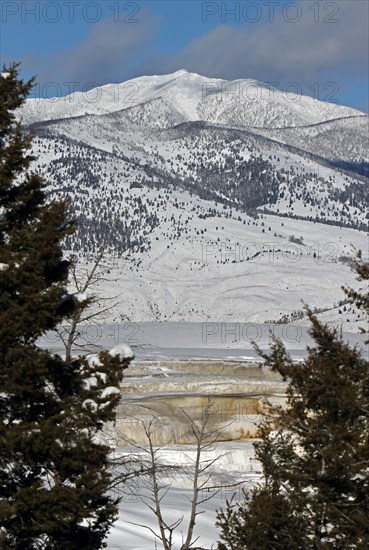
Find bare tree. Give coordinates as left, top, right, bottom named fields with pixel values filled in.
left=56, top=246, right=124, bottom=361
left=104, top=416, right=180, bottom=517
left=121, top=400, right=241, bottom=550
left=179, top=403, right=229, bottom=550
left=142, top=420, right=183, bottom=550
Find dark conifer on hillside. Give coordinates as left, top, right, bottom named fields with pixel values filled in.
left=0, top=63, right=133, bottom=548
left=217, top=255, right=369, bottom=549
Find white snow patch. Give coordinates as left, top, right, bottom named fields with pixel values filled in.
left=83, top=376, right=98, bottom=389
left=100, top=386, right=120, bottom=399
left=82, top=399, right=98, bottom=411
left=74, top=291, right=89, bottom=302
left=86, top=354, right=103, bottom=368
left=95, top=371, right=107, bottom=383
left=109, top=343, right=135, bottom=360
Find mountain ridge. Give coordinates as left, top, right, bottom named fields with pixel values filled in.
left=21, top=69, right=369, bottom=324
left=21, top=70, right=365, bottom=128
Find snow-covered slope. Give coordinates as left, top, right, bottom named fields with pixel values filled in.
left=252, top=116, right=369, bottom=167
left=21, top=69, right=364, bottom=128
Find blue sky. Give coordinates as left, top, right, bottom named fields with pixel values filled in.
left=1, top=0, right=368, bottom=112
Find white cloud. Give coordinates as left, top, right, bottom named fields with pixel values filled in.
left=57, top=10, right=161, bottom=85
left=140, top=1, right=368, bottom=87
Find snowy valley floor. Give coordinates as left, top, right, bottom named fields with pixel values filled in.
left=107, top=441, right=261, bottom=550
left=103, top=356, right=277, bottom=549
left=40, top=323, right=367, bottom=549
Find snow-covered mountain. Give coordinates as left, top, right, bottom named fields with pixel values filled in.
left=21, top=70, right=369, bottom=326
left=21, top=69, right=364, bottom=128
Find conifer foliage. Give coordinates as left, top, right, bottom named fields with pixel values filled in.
left=0, top=64, right=133, bottom=548
left=217, top=255, right=369, bottom=549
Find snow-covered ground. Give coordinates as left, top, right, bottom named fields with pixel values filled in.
left=56, top=213, right=368, bottom=330
left=41, top=323, right=367, bottom=548
left=106, top=442, right=260, bottom=549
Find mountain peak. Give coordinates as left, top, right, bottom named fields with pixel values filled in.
left=172, top=69, right=190, bottom=76
left=21, top=69, right=365, bottom=128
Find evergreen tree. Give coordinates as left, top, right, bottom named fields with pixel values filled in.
left=0, top=64, right=133, bottom=548
left=217, top=255, right=369, bottom=549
